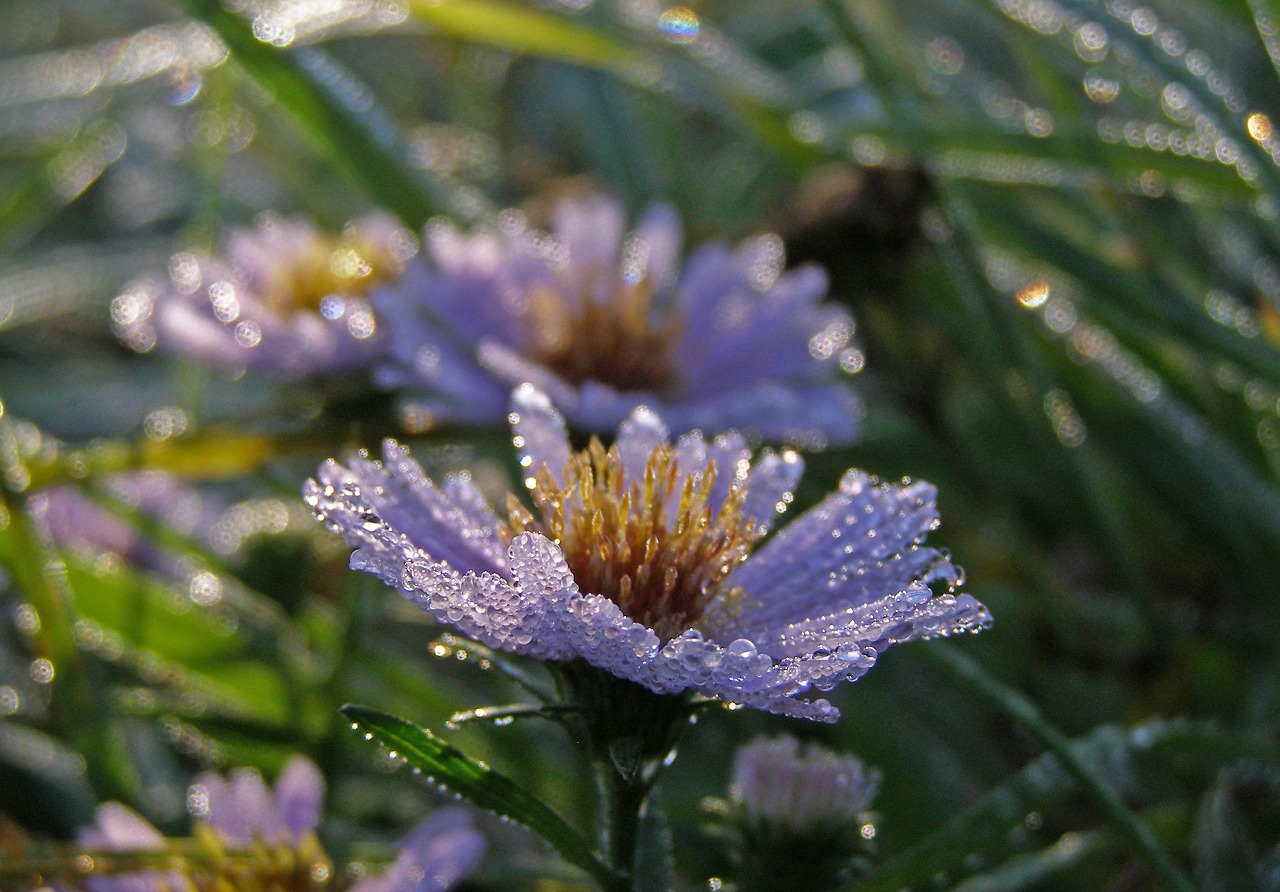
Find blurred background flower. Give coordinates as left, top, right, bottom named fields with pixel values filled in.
left=376, top=193, right=863, bottom=445
left=113, top=213, right=416, bottom=379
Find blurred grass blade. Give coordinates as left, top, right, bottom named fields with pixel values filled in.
left=409, top=0, right=820, bottom=170
left=341, top=704, right=625, bottom=891
left=407, top=0, right=646, bottom=77
left=1193, top=767, right=1275, bottom=892
left=0, top=120, right=126, bottom=251
left=917, top=645, right=1194, bottom=892
left=948, top=826, right=1121, bottom=892
left=176, top=0, right=470, bottom=228
left=851, top=712, right=1264, bottom=892
left=0, top=405, right=138, bottom=802
left=930, top=204, right=1155, bottom=608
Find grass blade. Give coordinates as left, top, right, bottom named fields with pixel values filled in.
left=341, top=704, right=624, bottom=891
left=176, top=0, right=472, bottom=227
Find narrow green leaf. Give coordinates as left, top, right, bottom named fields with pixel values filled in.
left=917, top=645, right=1195, bottom=892
left=0, top=408, right=138, bottom=802
left=407, top=0, right=647, bottom=77
left=340, top=704, right=625, bottom=891
left=447, top=703, right=584, bottom=728
left=176, top=0, right=471, bottom=228
left=849, top=715, right=1260, bottom=892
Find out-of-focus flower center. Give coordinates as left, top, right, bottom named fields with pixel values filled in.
left=262, top=230, right=403, bottom=317
left=502, top=441, right=761, bottom=642
left=125, top=824, right=332, bottom=892
left=524, top=274, right=681, bottom=394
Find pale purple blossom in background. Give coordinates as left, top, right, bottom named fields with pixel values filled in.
left=28, top=472, right=217, bottom=577
left=112, top=213, right=416, bottom=378
left=730, top=734, right=880, bottom=831
left=374, top=194, right=864, bottom=445
left=349, top=809, right=486, bottom=892
left=305, top=385, right=988, bottom=722
left=186, top=754, right=325, bottom=846
left=73, top=757, right=482, bottom=892
left=77, top=802, right=184, bottom=892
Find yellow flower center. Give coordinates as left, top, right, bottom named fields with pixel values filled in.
left=185, top=824, right=333, bottom=891
left=261, top=230, right=403, bottom=317
left=502, top=440, right=761, bottom=642
left=524, top=273, right=681, bottom=394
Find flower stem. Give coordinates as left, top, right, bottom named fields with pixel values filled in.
left=554, top=662, right=692, bottom=889
left=593, top=757, right=648, bottom=881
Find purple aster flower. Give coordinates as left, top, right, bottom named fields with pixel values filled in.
left=304, top=385, right=988, bottom=722
left=76, top=803, right=184, bottom=892
left=112, top=212, right=417, bottom=378
left=186, top=754, right=325, bottom=846
left=28, top=472, right=222, bottom=579
left=373, top=194, right=863, bottom=446
left=349, top=808, right=485, bottom=892
left=730, top=734, right=880, bottom=832
left=63, top=758, right=482, bottom=892
left=71, top=757, right=329, bottom=892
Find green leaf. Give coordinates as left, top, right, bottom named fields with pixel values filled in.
left=910, top=646, right=1195, bottom=892
left=340, top=704, right=625, bottom=891
left=0, top=412, right=138, bottom=802
left=176, top=0, right=472, bottom=228
left=850, top=716, right=1262, bottom=892
left=407, top=0, right=647, bottom=78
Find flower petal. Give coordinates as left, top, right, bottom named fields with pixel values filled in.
left=729, top=471, right=957, bottom=636
left=304, top=441, right=508, bottom=580
left=274, top=756, right=325, bottom=842
left=509, top=383, right=573, bottom=485
left=616, top=404, right=670, bottom=480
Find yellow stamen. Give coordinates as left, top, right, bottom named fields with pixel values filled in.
left=525, top=270, right=681, bottom=393
left=502, top=440, right=761, bottom=642
left=261, top=229, right=403, bottom=317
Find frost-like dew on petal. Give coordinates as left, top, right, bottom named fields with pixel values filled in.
left=740, top=449, right=804, bottom=534
left=510, top=383, right=572, bottom=485
left=617, top=404, right=670, bottom=479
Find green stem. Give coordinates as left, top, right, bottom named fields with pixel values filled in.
left=920, top=644, right=1195, bottom=892
left=554, top=662, right=691, bottom=889
left=593, top=758, right=648, bottom=882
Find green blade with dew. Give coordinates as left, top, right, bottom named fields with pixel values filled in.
left=341, top=704, right=626, bottom=891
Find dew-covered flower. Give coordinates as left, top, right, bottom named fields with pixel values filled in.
left=730, top=734, right=880, bottom=832
left=374, top=194, right=863, bottom=445
left=305, top=386, right=988, bottom=722
left=112, top=213, right=417, bottom=378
